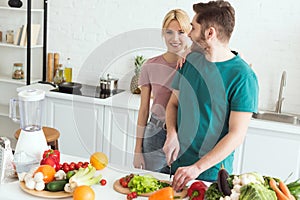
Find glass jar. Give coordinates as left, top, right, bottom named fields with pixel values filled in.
left=12, top=63, right=24, bottom=79
left=6, top=30, right=14, bottom=44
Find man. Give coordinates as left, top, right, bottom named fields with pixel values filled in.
left=163, top=0, right=259, bottom=191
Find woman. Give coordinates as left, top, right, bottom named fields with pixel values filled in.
left=133, top=9, right=191, bottom=172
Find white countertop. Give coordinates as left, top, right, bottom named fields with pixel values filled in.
left=0, top=154, right=187, bottom=200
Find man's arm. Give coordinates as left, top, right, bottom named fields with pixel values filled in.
left=172, top=111, right=252, bottom=190
left=163, top=89, right=180, bottom=165
left=193, top=111, right=252, bottom=172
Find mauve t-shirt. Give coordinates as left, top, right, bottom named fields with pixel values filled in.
left=138, top=55, right=177, bottom=120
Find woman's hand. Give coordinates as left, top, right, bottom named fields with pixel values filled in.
left=133, top=152, right=145, bottom=169
left=176, top=46, right=191, bottom=69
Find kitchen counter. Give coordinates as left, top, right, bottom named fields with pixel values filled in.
left=0, top=154, right=190, bottom=200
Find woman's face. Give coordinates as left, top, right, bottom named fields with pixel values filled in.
left=163, top=20, right=188, bottom=55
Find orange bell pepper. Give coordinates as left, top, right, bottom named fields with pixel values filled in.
left=148, top=187, right=174, bottom=200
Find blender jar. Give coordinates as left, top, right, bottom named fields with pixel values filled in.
left=10, top=89, right=45, bottom=131
left=9, top=89, right=48, bottom=174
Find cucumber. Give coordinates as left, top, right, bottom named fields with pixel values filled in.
left=46, top=180, right=68, bottom=192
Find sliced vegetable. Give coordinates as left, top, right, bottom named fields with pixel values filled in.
left=148, top=187, right=174, bottom=200
left=127, top=174, right=170, bottom=195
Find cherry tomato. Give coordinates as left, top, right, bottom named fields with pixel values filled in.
left=121, top=180, right=128, bottom=188
left=83, top=161, right=89, bottom=166
left=69, top=162, right=76, bottom=171
left=131, top=192, right=137, bottom=198
left=76, top=161, right=83, bottom=169
left=62, top=165, right=70, bottom=173
left=100, top=179, right=107, bottom=186
left=119, top=177, right=125, bottom=185
left=127, top=193, right=132, bottom=200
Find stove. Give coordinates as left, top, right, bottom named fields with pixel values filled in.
left=50, top=84, right=124, bottom=99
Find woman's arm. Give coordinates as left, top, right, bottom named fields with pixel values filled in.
left=133, top=85, right=151, bottom=168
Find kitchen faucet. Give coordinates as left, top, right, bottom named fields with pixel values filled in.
left=275, top=71, right=287, bottom=113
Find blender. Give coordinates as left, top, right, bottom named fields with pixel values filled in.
left=9, top=89, right=48, bottom=172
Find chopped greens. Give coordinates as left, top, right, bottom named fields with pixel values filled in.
left=127, top=174, right=170, bottom=195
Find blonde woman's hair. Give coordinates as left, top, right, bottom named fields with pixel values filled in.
left=162, top=9, right=191, bottom=34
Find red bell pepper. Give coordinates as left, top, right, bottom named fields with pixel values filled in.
left=40, top=149, right=60, bottom=171
left=187, top=181, right=208, bottom=200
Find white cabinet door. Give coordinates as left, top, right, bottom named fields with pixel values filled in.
left=239, top=127, right=300, bottom=181
left=102, top=106, right=138, bottom=167
left=46, top=97, right=104, bottom=158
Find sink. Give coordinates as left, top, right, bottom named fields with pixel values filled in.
left=252, top=111, right=300, bottom=125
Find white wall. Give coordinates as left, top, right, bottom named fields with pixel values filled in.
left=45, top=0, right=300, bottom=115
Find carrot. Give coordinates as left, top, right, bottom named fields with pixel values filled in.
left=279, top=181, right=296, bottom=200
left=269, top=178, right=290, bottom=200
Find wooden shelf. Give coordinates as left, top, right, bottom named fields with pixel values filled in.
left=0, top=43, right=43, bottom=48
left=0, top=75, right=40, bottom=85
left=0, top=6, right=43, bottom=12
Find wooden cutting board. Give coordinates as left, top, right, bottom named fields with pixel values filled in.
left=113, top=179, right=188, bottom=198
left=19, top=181, right=72, bottom=199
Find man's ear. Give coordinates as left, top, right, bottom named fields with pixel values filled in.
left=206, top=27, right=216, bottom=40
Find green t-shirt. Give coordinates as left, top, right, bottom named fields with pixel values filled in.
left=171, top=52, right=259, bottom=181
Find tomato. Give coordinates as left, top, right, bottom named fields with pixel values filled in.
left=100, top=179, right=107, bottom=186
left=82, top=163, right=89, bottom=168
left=121, top=180, right=128, bottom=188
left=127, top=192, right=137, bottom=200
left=83, top=161, right=89, bottom=166
left=69, top=162, right=76, bottom=171
left=76, top=162, right=83, bottom=169
left=119, top=177, right=125, bottom=185
left=62, top=164, right=70, bottom=173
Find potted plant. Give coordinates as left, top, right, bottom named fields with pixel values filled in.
left=130, top=55, right=146, bottom=94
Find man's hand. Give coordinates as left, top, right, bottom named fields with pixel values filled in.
left=163, top=131, right=180, bottom=166
left=172, top=164, right=201, bottom=191
left=133, top=152, right=145, bottom=169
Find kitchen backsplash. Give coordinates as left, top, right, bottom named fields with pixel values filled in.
left=3, top=0, right=298, bottom=114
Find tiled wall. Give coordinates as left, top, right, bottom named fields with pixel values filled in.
left=47, top=0, right=300, bottom=114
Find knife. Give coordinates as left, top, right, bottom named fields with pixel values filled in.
left=169, top=164, right=172, bottom=182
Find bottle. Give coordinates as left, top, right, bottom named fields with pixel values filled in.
left=64, top=58, right=72, bottom=82
left=12, top=63, right=24, bottom=79
left=53, top=64, right=64, bottom=85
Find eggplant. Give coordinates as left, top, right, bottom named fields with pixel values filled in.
left=217, top=166, right=232, bottom=196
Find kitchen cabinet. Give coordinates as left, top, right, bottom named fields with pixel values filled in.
left=102, top=105, right=138, bottom=167
left=45, top=96, right=103, bottom=158
left=45, top=92, right=139, bottom=167
left=233, top=120, right=300, bottom=181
